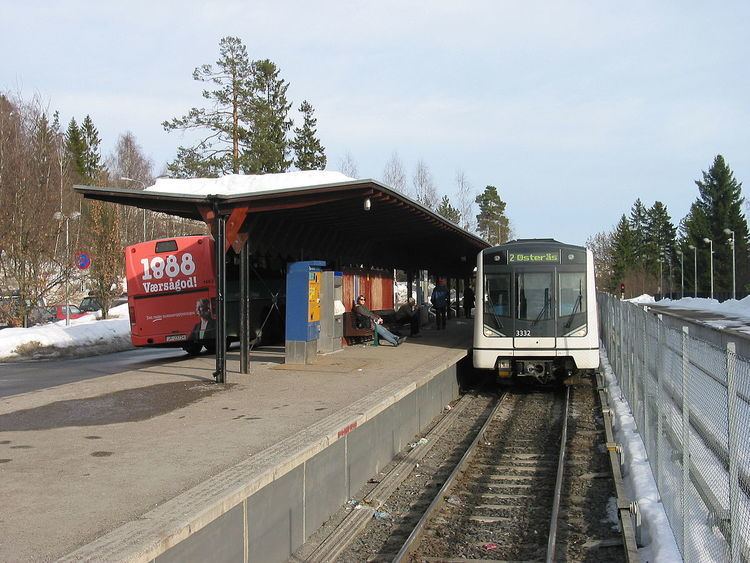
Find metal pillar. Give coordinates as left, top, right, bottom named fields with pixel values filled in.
left=446, top=277, right=452, bottom=319
left=240, top=239, right=250, bottom=374
left=214, top=213, right=227, bottom=383
left=407, top=270, right=413, bottom=304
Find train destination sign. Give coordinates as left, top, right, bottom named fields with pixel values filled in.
left=507, top=251, right=560, bottom=263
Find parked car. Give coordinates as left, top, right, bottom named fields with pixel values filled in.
left=46, top=304, right=88, bottom=322
left=79, top=293, right=128, bottom=312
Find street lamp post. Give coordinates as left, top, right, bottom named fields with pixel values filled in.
left=724, top=228, right=736, bottom=300
left=54, top=211, right=81, bottom=326
left=120, top=177, right=147, bottom=240
left=703, top=237, right=714, bottom=300
left=677, top=249, right=684, bottom=298
left=688, top=244, right=697, bottom=298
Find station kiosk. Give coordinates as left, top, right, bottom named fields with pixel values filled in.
left=318, top=271, right=343, bottom=353
left=285, top=261, right=325, bottom=364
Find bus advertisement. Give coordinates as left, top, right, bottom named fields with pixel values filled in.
left=125, top=236, right=218, bottom=355
left=125, top=235, right=286, bottom=355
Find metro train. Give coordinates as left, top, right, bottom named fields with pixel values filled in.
left=473, top=239, right=599, bottom=383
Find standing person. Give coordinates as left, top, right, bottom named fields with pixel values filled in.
left=395, top=297, right=420, bottom=336
left=463, top=284, right=475, bottom=319
left=354, top=295, right=405, bottom=346
left=431, top=278, right=449, bottom=330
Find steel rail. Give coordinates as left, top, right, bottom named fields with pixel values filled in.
left=546, top=385, right=571, bottom=562
left=392, top=393, right=508, bottom=563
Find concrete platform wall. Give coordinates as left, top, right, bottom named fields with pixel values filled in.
left=153, top=361, right=460, bottom=563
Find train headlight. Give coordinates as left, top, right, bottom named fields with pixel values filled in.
left=498, top=359, right=510, bottom=369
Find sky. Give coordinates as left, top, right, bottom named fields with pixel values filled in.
left=3, top=1, right=750, bottom=245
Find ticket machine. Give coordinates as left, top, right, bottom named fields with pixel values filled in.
left=285, top=261, right=325, bottom=364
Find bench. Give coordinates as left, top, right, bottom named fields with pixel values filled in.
left=343, top=311, right=378, bottom=345
left=343, top=309, right=413, bottom=346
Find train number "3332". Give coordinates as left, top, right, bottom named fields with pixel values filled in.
left=515, top=330, right=531, bottom=337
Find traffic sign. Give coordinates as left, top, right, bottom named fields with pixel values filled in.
left=76, top=252, right=91, bottom=270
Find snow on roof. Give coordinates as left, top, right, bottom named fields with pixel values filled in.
left=144, top=171, right=356, bottom=196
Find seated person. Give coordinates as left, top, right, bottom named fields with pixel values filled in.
left=395, top=297, right=420, bottom=336
left=353, top=295, right=406, bottom=346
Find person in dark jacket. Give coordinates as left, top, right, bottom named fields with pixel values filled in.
left=431, top=279, right=449, bottom=330
left=463, top=285, right=475, bottom=318
left=353, top=295, right=405, bottom=346
left=395, top=297, right=420, bottom=336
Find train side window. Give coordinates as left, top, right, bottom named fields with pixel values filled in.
left=483, top=273, right=510, bottom=336
left=558, top=272, right=586, bottom=316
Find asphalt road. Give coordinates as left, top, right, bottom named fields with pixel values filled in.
left=0, top=348, right=185, bottom=398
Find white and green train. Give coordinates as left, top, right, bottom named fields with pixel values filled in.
left=473, top=239, right=600, bottom=383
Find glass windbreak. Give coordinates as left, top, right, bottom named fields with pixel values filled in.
left=558, top=272, right=587, bottom=336
left=515, top=272, right=554, bottom=337
left=483, top=273, right=510, bottom=336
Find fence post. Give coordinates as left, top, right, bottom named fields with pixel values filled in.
left=681, top=325, right=690, bottom=558
left=655, top=314, right=664, bottom=502
left=727, top=341, right=740, bottom=563
left=640, top=309, right=649, bottom=456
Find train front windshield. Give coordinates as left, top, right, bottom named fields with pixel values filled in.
left=483, top=269, right=587, bottom=338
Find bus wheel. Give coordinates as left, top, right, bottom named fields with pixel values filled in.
left=183, top=343, right=203, bottom=356
left=205, top=339, right=231, bottom=354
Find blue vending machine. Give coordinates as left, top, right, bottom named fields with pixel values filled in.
left=285, top=261, right=325, bottom=364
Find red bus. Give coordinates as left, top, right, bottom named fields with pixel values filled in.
left=125, top=235, right=285, bottom=355
left=125, top=236, right=219, bottom=355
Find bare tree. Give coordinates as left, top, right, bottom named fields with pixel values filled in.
left=382, top=151, right=407, bottom=194
left=339, top=151, right=359, bottom=178
left=107, top=132, right=154, bottom=247
left=455, top=169, right=475, bottom=231
left=412, top=159, right=438, bottom=210
left=0, top=94, right=67, bottom=325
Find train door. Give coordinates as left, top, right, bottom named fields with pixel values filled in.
left=513, top=268, right=556, bottom=349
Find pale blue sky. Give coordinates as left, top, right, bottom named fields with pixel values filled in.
left=3, top=1, right=749, bottom=245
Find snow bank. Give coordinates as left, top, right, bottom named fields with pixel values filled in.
left=627, top=294, right=656, bottom=304
left=0, top=303, right=132, bottom=360
left=144, top=171, right=356, bottom=196
left=600, top=350, right=682, bottom=562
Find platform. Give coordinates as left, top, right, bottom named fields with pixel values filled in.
left=0, top=320, right=473, bottom=562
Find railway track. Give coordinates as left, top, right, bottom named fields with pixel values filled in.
left=294, top=376, right=633, bottom=562
left=394, top=380, right=628, bottom=562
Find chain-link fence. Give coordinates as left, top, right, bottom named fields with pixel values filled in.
left=599, top=293, right=750, bottom=562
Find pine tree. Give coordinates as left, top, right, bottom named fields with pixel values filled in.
left=164, top=36, right=254, bottom=177
left=291, top=100, right=326, bottom=170
left=245, top=59, right=293, bottom=173
left=611, top=215, right=637, bottom=294
left=80, top=115, right=103, bottom=184
left=436, top=195, right=461, bottom=224
left=682, top=155, right=748, bottom=295
left=474, top=185, right=510, bottom=245
left=629, top=199, right=649, bottom=268
left=644, top=201, right=677, bottom=295
left=65, top=118, right=86, bottom=182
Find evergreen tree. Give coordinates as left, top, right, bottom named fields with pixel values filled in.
left=436, top=195, right=461, bottom=224
left=80, top=115, right=103, bottom=184
left=611, top=214, right=637, bottom=294
left=245, top=59, right=293, bottom=173
left=475, top=185, right=510, bottom=245
left=629, top=199, right=649, bottom=268
left=291, top=100, right=326, bottom=170
left=65, top=118, right=86, bottom=182
left=164, top=36, right=254, bottom=177
left=644, top=201, right=677, bottom=294
left=87, top=200, right=121, bottom=319
left=682, top=155, right=749, bottom=295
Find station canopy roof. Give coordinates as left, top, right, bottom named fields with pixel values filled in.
left=75, top=171, right=489, bottom=276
